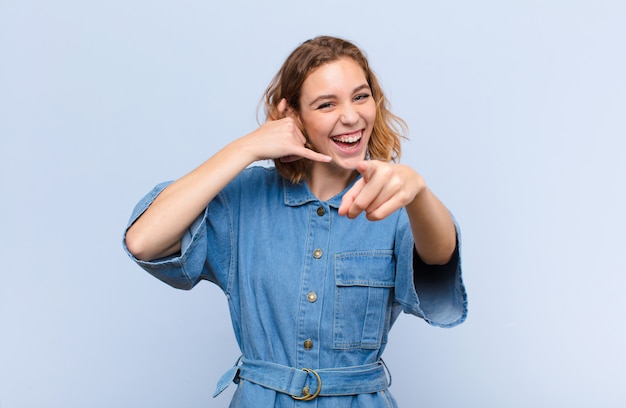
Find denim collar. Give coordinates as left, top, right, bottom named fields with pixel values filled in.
left=282, top=175, right=361, bottom=209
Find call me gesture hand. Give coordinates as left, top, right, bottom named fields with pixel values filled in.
left=250, top=98, right=331, bottom=164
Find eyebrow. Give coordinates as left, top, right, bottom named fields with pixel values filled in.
left=308, top=84, right=371, bottom=107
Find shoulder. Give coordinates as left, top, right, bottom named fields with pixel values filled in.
left=237, top=165, right=282, bottom=189
left=240, top=165, right=279, bottom=181
left=221, top=165, right=282, bottom=198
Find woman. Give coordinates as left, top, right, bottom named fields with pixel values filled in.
left=124, top=36, right=467, bottom=407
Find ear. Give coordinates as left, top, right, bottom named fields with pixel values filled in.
left=283, top=103, right=296, bottom=119
left=266, top=105, right=280, bottom=122
left=268, top=98, right=289, bottom=121
left=286, top=107, right=306, bottom=135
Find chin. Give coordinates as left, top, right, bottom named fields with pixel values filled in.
left=332, top=156, right=364, bottom=171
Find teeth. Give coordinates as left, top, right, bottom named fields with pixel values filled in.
left=332, top=133, right=361, bottom=143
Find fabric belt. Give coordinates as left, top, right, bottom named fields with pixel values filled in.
left=213, top=357, right=391, bottom=400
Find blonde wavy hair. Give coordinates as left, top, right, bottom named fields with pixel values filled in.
left=263, top=36, right=408, bottom=183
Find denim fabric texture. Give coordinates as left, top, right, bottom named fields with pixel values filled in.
left=123, top=166, right=468, bottom=407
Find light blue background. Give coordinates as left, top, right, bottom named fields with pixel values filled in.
left=1, top=1, right=625, bottom=407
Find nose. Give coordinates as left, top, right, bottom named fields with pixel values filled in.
left=340, top=104, right=359, bottom=125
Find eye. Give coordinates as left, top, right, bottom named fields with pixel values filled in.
left=316, top=102, right=334, bottom=110
left=354, top=93, right=371, bottom=102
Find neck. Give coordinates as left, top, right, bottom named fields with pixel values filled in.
left=305, top=163, right=358, bottom=201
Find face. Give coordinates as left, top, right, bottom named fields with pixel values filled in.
left=298, top=57, right=376, bottom=171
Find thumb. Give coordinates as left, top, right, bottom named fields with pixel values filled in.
left=338, top=177, right=365, bottom=216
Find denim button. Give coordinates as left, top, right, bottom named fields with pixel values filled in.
left=316, top=206, right=325, bottom=216
left=303, top=339, right=313, bottom=350
left=307, top=291, right=317, bottom=303
left=313, top=249, right=323, bottom=259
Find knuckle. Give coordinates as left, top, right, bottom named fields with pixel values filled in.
left=398, top=191, right=411, bottom=204
left=388, top=176, right=403, bottom=192
left=380, top=165, right=394, bottom=177
left=352, top=197, right=367, bottom=210
left=366, top=212, right=380, bottom=221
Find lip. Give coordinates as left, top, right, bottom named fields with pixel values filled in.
left=330, top=129, right=364, bottom=153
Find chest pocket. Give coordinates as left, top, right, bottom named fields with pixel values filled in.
left=333, top=250, right=395, bottom=350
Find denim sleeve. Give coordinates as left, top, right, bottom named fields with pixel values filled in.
left=122, top=182, right=231, bottom=291
left=394, top=213, right=468, bottom=328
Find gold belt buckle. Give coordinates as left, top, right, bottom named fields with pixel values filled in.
left=291, top=368, right=322, bottom=401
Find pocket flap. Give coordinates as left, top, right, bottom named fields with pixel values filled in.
left=334, top=250, right=395, bottom=287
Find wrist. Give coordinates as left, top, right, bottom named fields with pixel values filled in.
left=233, top=134, right=265, bottom=163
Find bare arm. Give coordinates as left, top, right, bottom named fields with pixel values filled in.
left=403, top=183, right=456, bottom=265
left=126, top=100, right=331, bottom=261
left=338, top=161, right=455, bottom=265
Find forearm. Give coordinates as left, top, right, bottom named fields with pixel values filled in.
left=125, top=137, right=258, bottom=261
left=405, top=186, right=456, bottom=265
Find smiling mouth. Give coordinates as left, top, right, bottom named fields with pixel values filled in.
left=331, top=131, right=362, bottom=150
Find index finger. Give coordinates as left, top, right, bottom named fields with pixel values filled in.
left=338, top=178, right=365, bottom=217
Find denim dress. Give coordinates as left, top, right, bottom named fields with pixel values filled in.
left=123, top=166, right=467, bottom=407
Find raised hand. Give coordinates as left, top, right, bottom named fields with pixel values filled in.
left=338, top=160, right=425, bottom=221
left=338, top=160, right=456, bottom=264
left=245, top=99, right=331, bottom=164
